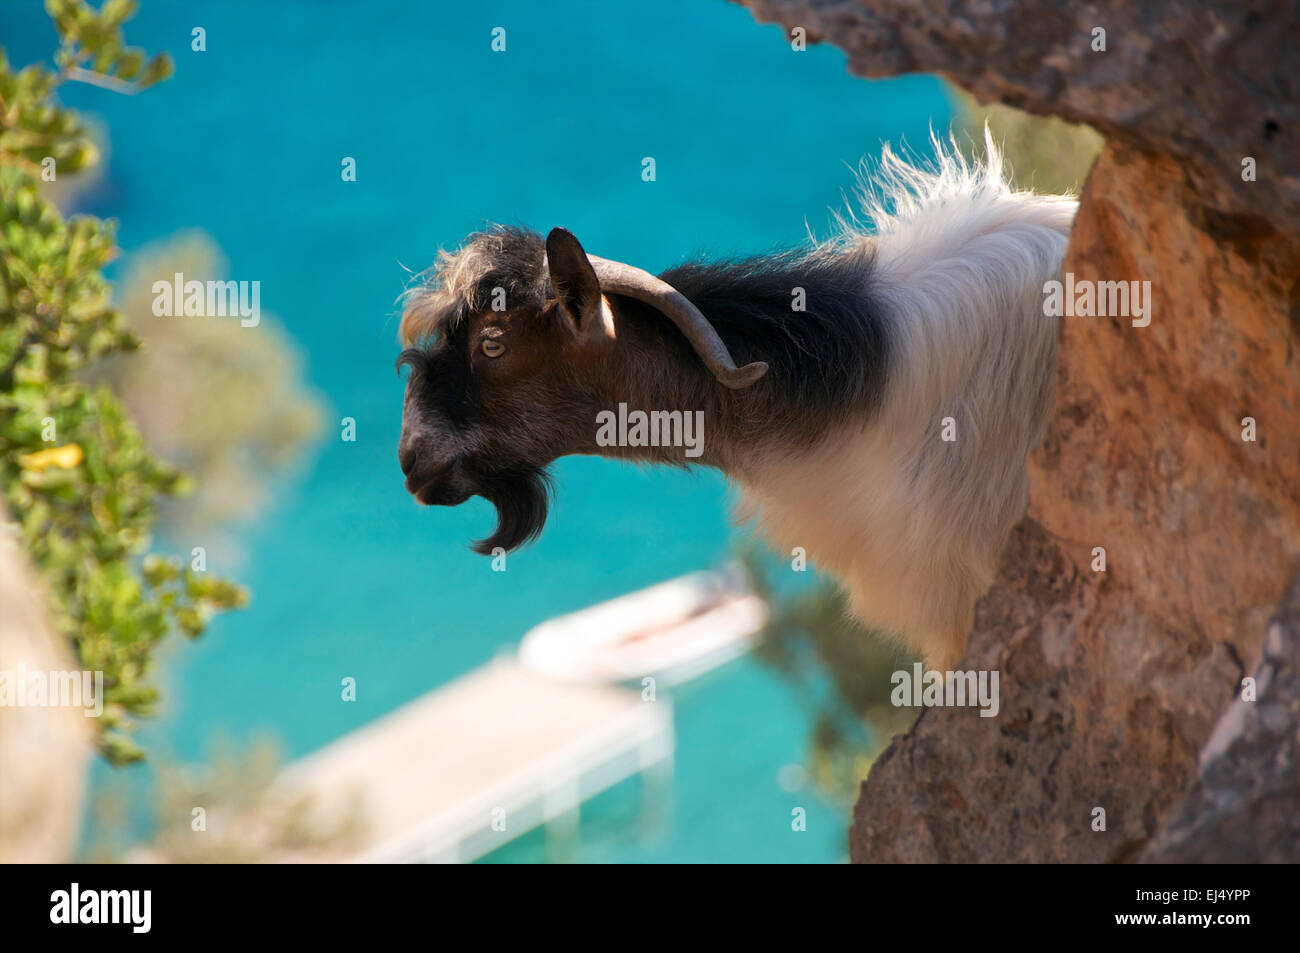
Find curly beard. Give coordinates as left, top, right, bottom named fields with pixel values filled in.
left=470, top=466, right=553, bottom=556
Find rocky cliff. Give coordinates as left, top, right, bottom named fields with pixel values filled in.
left=0, top=518, right=91, bottom=862
left=737, top=0, right=1300, bottom=862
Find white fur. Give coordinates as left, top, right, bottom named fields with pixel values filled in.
left=736, top=135, right=1077, bottom=667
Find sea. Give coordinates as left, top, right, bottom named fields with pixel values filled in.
left=1, top=0, right=951, bottom=863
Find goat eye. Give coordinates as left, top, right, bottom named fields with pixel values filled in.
left=481, top=339, right=505, bottom=358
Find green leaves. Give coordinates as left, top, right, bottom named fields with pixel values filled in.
left=2, top=1, right=245, bottom=766
left=45, top=0, right=173, bottom=92
left=3, top=2, right=173, bottom=182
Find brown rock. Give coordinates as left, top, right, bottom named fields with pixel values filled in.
left=0, top=518, right=92, bottom=862
left=1141, top=576, right=1300, bottom=863
left=738, top=0, right=1299, bottom=236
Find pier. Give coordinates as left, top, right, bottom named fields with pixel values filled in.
left=272, top=656, right=674, bottom=863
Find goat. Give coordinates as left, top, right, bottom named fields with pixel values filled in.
left=396, top=138, right=1076, bottom=668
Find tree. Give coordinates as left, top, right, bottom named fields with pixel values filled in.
left=0, top=0, right=245, bottom=766
left=101, top=230, right=326, bottom=545
left=737, top=544, right=919, bottom=803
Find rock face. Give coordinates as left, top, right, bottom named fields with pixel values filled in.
left=0, top=519, right=91, bottom=862
left=736, top=0, right=1300, bottom=861
left=1142, top=577, right=1300, bottom=863
left=740, top=0, right=1298, bottom=236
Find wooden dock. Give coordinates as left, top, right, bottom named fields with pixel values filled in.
left=272, top=655, right=674, bottom=863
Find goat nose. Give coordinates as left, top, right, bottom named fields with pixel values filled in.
left=399, top=443, right=420, bottom=476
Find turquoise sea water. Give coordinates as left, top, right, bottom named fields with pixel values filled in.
left=3, top=0, right=950, bottom=862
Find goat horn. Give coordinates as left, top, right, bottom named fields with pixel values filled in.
left=586, top=256, right=769, bottom=390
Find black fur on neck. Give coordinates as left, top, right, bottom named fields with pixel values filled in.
left=659, top=247, right=889, bottom=420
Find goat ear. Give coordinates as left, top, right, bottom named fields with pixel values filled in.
left=545, top=227, right=602, bottom=332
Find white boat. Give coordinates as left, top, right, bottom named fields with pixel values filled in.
left=518, top=565, right=767, bottom=687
